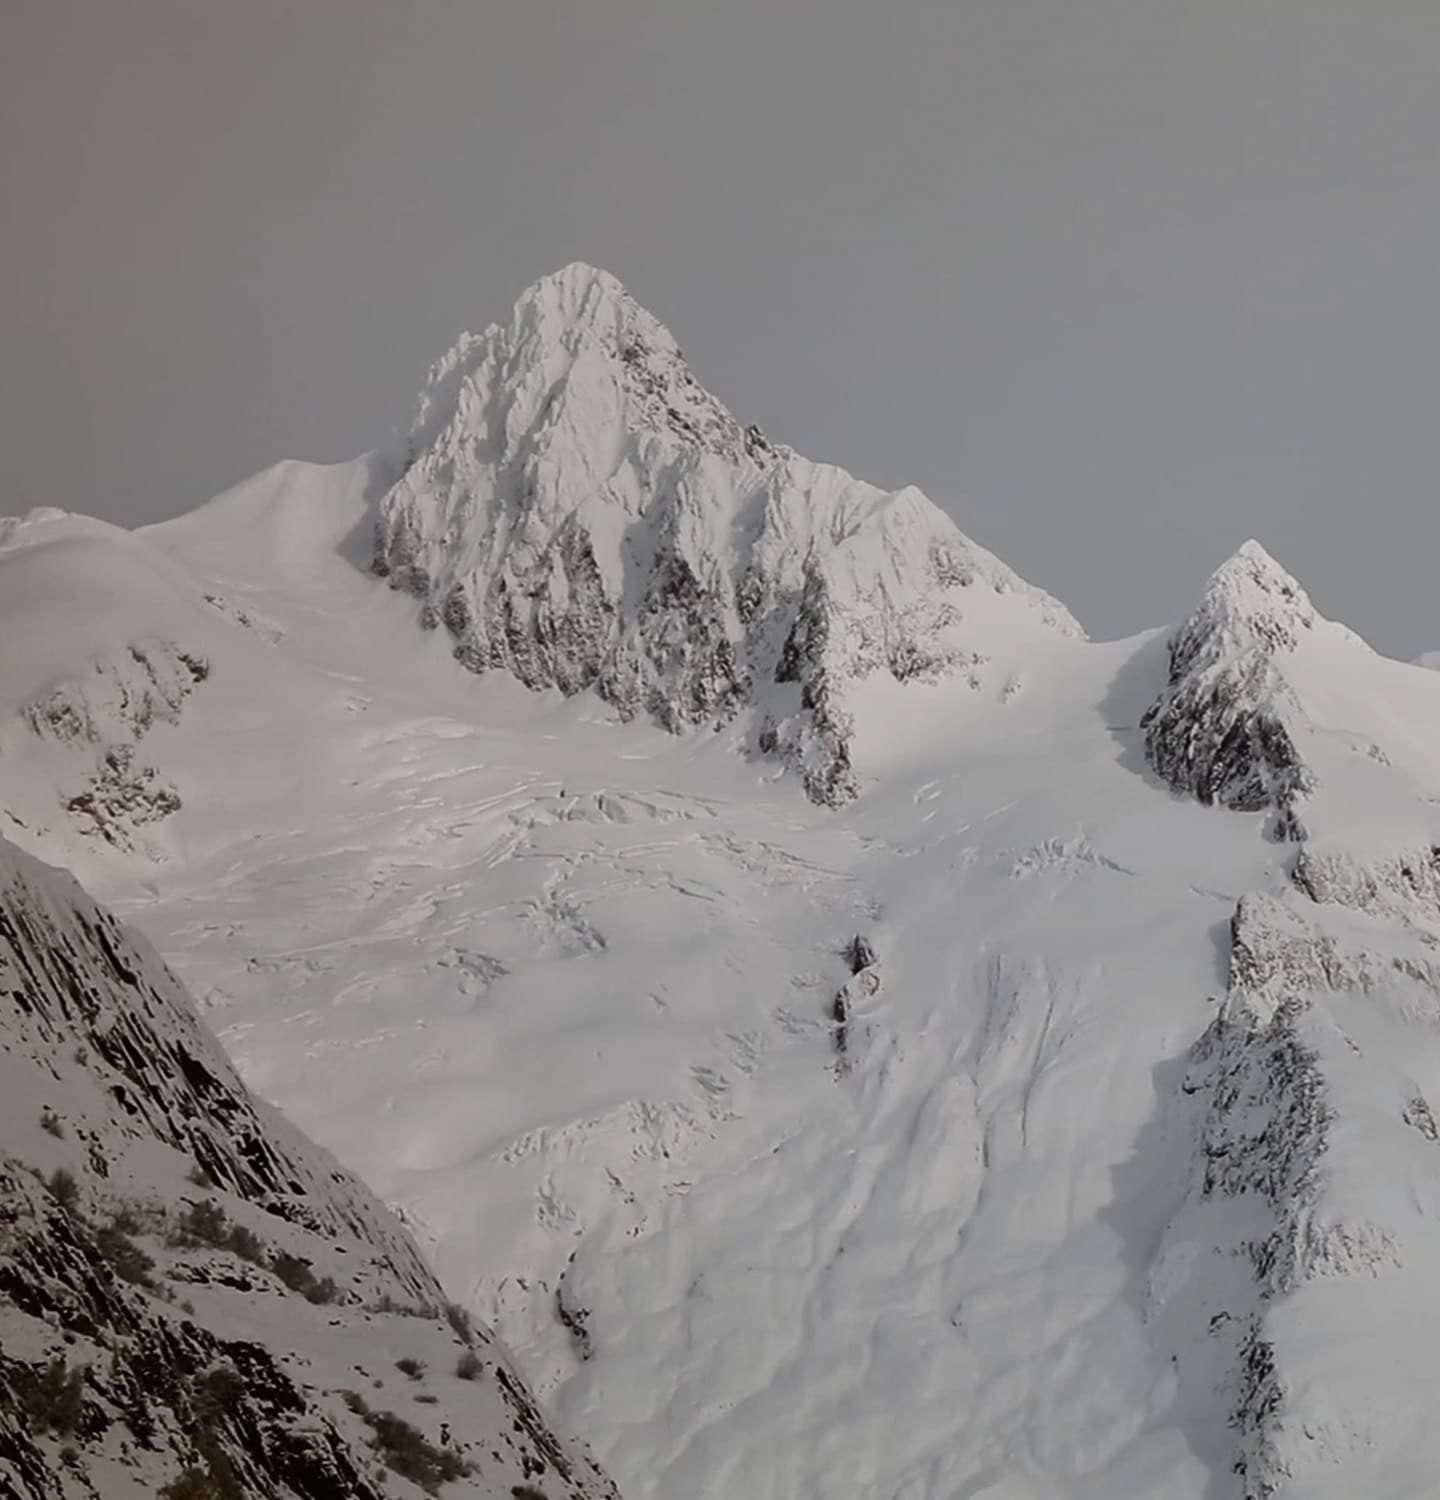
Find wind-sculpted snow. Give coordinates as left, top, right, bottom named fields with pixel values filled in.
left=0, top=835, right=620, bottom=1499
left=374, top=263, right=1078, bottom=803
left=1142, top=541, right=1318, bottom=834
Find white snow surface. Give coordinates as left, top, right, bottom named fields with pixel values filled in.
left=7, top=268, right=1440, bottom=1499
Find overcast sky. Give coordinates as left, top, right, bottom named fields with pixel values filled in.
left=5, top=1, right=1440, bottom=651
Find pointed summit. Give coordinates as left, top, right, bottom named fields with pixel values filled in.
left=1225, top=537, right=1293, bottom=571
left=399, top=262, right=772, bottom=481
left=1211, top=538, right=1308, bottom=602
left=373, top=266, right=1079, bottom=804
left=1192, top=538, right=1314, bottom=647
left=1142, top=539, right=1320, bottom=833
left=507, top=261, right=683, bottom=373
left=520, top=259, right=630, bottom=311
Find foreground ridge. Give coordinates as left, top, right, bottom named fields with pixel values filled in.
left=0, top=834, right=620, bottom=1500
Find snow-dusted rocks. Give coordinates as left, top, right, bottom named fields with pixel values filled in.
left=1164, top=863, right=1440, bottom=1499
left=374, top=263, right=1078, bottom=803
left=0, top=512, right=224, bottom=858
left=0, top=834, right=620, bottom=1500
left=1291, top=842, right=1440, bottom=925
left=1141, top=540, right=1440, bottom=844
left=1142, top=541, right=1318, bottom=833
left=23, top=640, right=209, bottom=848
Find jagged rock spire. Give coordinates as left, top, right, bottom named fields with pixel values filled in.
left=374, top=265, right=1079, bottom=804
left=1142, top=540, right=1318, bottom=834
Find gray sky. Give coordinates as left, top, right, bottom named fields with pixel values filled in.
left=5, top=1, right=1440, bottom=651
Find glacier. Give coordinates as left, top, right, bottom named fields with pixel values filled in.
left=5, top=264, right=1440, bottom=1499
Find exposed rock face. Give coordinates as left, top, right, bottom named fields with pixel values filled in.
left=1166, top=864, right=1440, bottom=1498
left=0, top=835, right=621, bottom=1500
left=374, top=263, right=1079, bottom=804
left=1142, top=541, right=1318, bottom=835
left=1136, top=534, right=1440, bottom=1500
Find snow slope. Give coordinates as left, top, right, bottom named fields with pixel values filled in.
left=0, top=832, right=619, bottom=1499
left=6, top=266, right=1440, bottom=1500
left=0, top=510, right=228, bottom=868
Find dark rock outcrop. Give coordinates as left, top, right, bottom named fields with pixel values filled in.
left=1142, top=541, right=1318, bottom=836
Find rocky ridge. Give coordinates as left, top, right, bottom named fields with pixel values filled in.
left=0, top=833, right=620, bottom=1500
left=1136, top=542, right=1440, bottom=1493
left=1158, top=847, right=1440, bottom=1498
left=1142, top=541, right=1320, bottom=838
left=373, top=263, right=1079, bottom=804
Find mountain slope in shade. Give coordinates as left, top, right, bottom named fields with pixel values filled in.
left=373, top=263, right=1079, bottom=804
left=0, top=832, right=619, bottom=1500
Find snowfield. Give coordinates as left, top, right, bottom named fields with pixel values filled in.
left=5, top=265, right=1440, bottom=1500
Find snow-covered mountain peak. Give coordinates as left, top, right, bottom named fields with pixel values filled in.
left=1141, top=540, right=1325, bottom=832
left=1141, top=536, right=1440, bottom=843
left=1181, top=538, right=1318, bottom=664
left=13, top=372, right=1440, bottom=1496
left=375, top=266, right=1080, bottom=804
left=510, top=261, right=741, bottom=447
left=401, top=261, right=772, bottom=487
